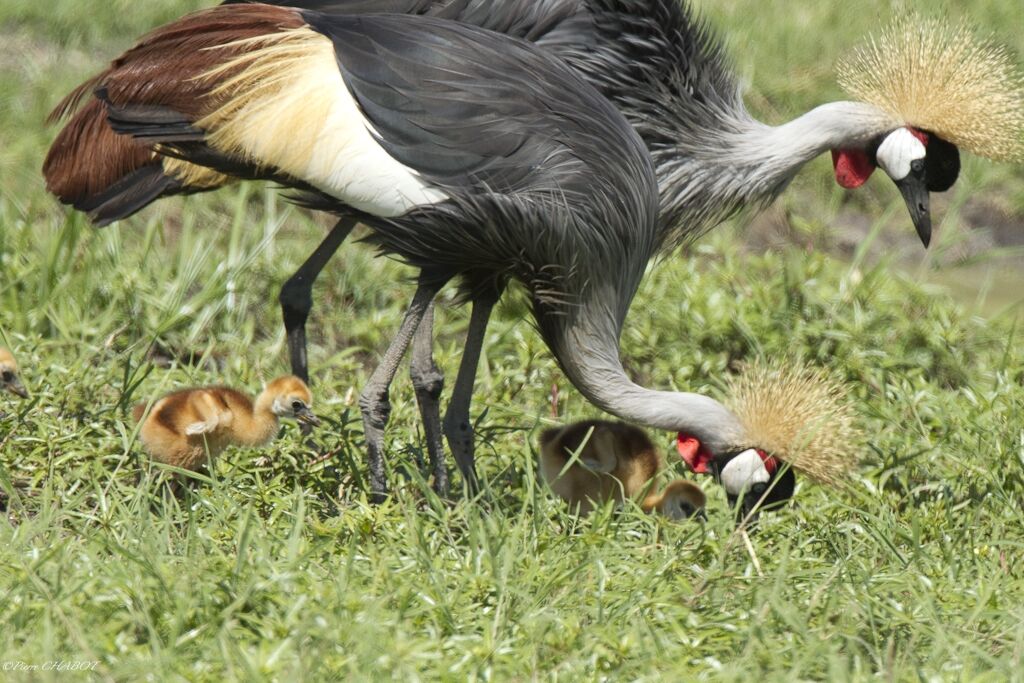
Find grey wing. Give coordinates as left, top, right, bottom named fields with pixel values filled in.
left=221, top=0, right=442, bottom=14
left=224, top=0, right=587, bottom=45
left=301, top=12, right=633, bottom=200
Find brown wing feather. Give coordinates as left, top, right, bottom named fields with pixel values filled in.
left=43, top=5, right=304, bottom=216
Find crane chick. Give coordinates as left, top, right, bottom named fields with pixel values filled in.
left=539, top=420, right=660, bottom=515
left=0, top=347, right=28, bottom=399
left=642, top=480, right=707, bottom=521
left=132, top=375, right=319, bottom=474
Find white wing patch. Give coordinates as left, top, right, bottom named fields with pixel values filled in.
left=199, top=29, right=448, bottom=217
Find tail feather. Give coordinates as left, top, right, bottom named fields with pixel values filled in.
left=101, top=93, right=207, bottom=142
left=43, top=5, right=305, bottom=222
left=80, top=163, right=186, bottom=227
left=43, top=98, right=155, bottom=210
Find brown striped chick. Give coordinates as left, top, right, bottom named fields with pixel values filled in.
left=539, top=420, right=660, bottom=515
left=132, top=375, right=319, bottom=473
left=1, top=347, right=29, bottom=412
left=641, top=480, right=707, bottom=521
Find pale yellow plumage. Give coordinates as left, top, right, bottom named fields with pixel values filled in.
left=725, top=359, right=862, bottom=487
left=189, top=28, right=445, bottom=215
left=838, top=14, right=1024, bottom=162
left=162, top=157, right=232, bottom=189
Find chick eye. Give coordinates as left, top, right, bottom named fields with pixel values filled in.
left=1, top=371, right=12, bottom=382
left=291, top=400, right=304, bottom=412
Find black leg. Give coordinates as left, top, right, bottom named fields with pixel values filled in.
left=359, top=279, right=442, bottom=502
left=409, top=301, right=449, bottom=496
left=280, top=217, right=356, bottom=383
left=443, top=290, right=499, bottom=494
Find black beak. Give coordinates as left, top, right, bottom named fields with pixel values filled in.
left=6, top=377, right=28, bottom=399
left=296, top=406, right=321, bottom=427
left=894, top=161, right=931, bottom=248
left=739, top=483, right=768, bottom=524
left=727, top=467, right=797, bottom=528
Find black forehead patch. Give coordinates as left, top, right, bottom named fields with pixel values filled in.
left=925, top=133, right=960, bottom=192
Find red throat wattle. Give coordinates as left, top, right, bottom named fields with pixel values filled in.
left=676, top=433, right=713, bottom=473
left=677, top=432, right=780, bottom=477
left=831, top=149, right=874, bottom=188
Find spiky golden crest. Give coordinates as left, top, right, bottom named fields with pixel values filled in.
left=725, top=360, right=862, bottom=487
left=838, top=14, right=1024, bottom=162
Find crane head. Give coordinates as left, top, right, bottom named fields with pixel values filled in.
left=834, top=14, right=1024, bottom=248
left=266, top=375, right=320, bottom=427
left=677, top=435, right=793, bottom=523
left=655, top=479, right=708, bottom=521
left=0, top=348, right=28, bottom=399
left=674, top=359, right=861, bottom=525
left=832, top=127, right=961, bottom=248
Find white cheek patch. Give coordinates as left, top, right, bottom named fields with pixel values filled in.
left=876, top=128, right=926, bottom=181
left=719, top=448, right=770, bottom=496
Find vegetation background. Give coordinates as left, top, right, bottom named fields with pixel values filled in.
left=1, top=0, right=1022, bottom=679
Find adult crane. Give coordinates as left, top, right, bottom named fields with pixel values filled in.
left=44, top=4, right=1023, bottom=504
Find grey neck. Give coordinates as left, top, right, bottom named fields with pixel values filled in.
left=728, top=101, right=898, bottom=191
left=540, top=285, right=747, bottom=455
left=657, top=100, right=898, bottom=245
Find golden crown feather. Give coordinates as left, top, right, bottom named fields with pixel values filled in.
left=837, top=14, right=1024, bottom=163
left=725, top=359, right=863, bottom=487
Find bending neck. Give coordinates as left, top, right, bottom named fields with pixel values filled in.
left=657, top=101, right=897, bottom=243
left=751, top=101, right=897, bottom=173
left=539, top=286, right=746, bottom=455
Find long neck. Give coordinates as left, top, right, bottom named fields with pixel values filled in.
left=238, top=392, right=280, bottom=447
left=656, top=101, right=898, bottom=246
left=537, top=284, right=747, bottom=455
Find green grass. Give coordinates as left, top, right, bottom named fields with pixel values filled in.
left=2, top=0, right=1024, bottom=680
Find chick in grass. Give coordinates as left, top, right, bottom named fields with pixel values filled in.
left=1, top=347, right=29, bottom=421
left=133, top=375, right=319, bottom=478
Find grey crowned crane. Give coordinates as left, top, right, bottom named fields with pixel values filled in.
left=43, top=4, right=1022, bottom=509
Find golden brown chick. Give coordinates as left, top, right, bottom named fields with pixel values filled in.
left=0, top=347, right=28, bottom=399
left=132, top=375, right=319, bottom=472
left=539, top=419, right=661, bottom=515
left=641, top=479, right=707, bottom=521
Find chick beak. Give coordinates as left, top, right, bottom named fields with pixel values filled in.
left=296, top=406, right=321, bottom=427
left=6, top=377, right=28, bottom=399
left=894, top=164, right=931, bottom=248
